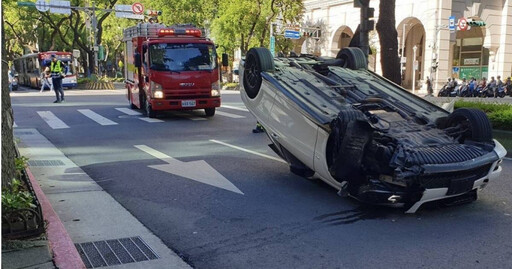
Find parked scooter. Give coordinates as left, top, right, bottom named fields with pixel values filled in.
left=496, top=85, right=506, bottom=98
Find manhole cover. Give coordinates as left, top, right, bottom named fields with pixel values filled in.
left=75, top=236, right=158, bottom=268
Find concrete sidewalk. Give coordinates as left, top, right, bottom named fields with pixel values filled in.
left=15, top=128, right=191, bottom=269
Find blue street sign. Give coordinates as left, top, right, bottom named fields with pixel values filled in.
left=270, top=36, right=275, bottom=57
left=449, top=16, right=456, bottom=32
left=284, top=30, right=301, bottom=39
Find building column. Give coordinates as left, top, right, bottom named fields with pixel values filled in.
left=495, top=1, right=512, bottom=78
left=432, top=0, right=453, bottom=92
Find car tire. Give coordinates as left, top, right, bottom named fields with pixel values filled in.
left=336, top=47, right=368, bottom=70
left=446, top=108, right=492, bottom=143
left=205, top=108, right=215, bottom=117
left=243, top=47, right=275, bottom=99
left=144, top=95, right=156, bottom=118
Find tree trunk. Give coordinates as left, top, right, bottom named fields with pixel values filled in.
left=1, top=9, right=17, bottom=187
left=376, top=0, right=401, bottom=85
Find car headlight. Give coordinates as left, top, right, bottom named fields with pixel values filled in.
left=211, top=80, right=220, bottom=97
left=151, top=81, right=164, bottom=98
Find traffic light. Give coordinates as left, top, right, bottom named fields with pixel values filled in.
left=467, top=20, right=486, bottom=27
left=145, top=10, right=162, bottom=16
left=362, top=7, right=375, bottom=31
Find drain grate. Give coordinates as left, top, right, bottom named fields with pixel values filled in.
left=28, top=160, right=65, bottom=167
left=14, top=131, right=34, bottom=135
left=75, top=236, right=159, bottom=268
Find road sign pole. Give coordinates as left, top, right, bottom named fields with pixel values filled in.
left=269, top=22, right=275, bottom=57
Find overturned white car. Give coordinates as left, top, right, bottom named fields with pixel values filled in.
left=240, top=47, right=506, bottom=213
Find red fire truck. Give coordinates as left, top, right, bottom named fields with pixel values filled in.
left=123, top=23, right=221, bottom=118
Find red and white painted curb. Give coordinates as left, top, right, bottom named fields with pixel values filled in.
left=26, top=167, right=86, bottom=269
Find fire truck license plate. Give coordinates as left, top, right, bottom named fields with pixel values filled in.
left=182, top=100, right=196, bottom=107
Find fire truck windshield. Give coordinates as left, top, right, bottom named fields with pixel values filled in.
left=149, top=43, right=217, bottom=72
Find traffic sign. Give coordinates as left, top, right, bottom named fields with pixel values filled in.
left=284, top=30, right=300, bottom=39
left=17, top=1, right=36, bottom=7
left=449, top=16, right=456, bottom=32
left=132, top=2, right=144, bottom=14
left=35, top=0, right=50, bottom=12
left=50, top=0, right=70, bottom=15
left=115, top=4, right=144, bottom=19
left=458, top=17, right=468, bottom=31
left=269, top=36, right=275, bottom=57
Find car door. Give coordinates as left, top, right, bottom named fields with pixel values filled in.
left=267, top=90, right=319, bottom=170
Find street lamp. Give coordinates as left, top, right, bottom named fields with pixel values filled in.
left=412, top=45, right=417, bottom=93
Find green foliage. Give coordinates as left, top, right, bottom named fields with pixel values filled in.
left=1, top=155, right=36, bottom=211
left=455, top=101, right=512, bottom=131
left=2, top=179, right=36, bottom=211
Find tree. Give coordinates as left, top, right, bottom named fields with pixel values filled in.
left=376, top=0, right=401, bottom=85
left=2, top=6, right=17, bottom=187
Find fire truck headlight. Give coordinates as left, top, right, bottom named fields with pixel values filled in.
left=153, top=90, right=164, bottom=99
left=211, top=80, right=221, bottom=96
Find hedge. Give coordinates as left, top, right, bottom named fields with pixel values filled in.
left=454, top=101, right=512, bottom=131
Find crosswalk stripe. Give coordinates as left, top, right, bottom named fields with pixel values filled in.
left=139, top=117, right=164, bottom=123
left=173, top=113, right=207, bottom=121
left=13, top=121, right=17, bottom=128
left=221, top=105, right=249, bottom=112
left=115, top=108, right=142, bottom=116
left=37, top=111, right=69, bottom=129
left=215, top=111, right=246, bottom=118
left=78, top=109, right=118, bottom=126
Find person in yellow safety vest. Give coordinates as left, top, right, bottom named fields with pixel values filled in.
left=50, top=54, right=66, bottom=103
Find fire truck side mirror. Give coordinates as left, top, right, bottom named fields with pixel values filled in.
left=222, top=53, right=229, bottom=67
left=134, top=52, right=141, bottom=68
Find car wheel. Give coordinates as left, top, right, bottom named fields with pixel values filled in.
left=243, top=47, right=275, bottom=99
left=205, top=108, right=215, bottom=117
left=144, top=95, right=156, bottom=118
left=446, top=108, right=492, bottom=143
left=336, top=47, right=368, bottom=70
left=328, top=109, right=370, bottom=181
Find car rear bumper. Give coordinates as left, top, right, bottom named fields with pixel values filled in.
left=150, top=97, right=221, bottom=111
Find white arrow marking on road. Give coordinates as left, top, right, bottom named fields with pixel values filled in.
left=134, top=145, right=244, bottom=195
left=221, top=105, right=249, bottom=112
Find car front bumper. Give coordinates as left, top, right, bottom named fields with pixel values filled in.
left=404, top=139, right=506, bottom=213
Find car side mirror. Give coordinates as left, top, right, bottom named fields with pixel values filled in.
left=134, top=53, right=141, bottom=68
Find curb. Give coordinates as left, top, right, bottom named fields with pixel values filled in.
left=26, top=167, right=86, bottom=269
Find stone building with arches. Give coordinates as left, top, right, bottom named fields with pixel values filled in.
left=301, top=0, right=512, bottom=92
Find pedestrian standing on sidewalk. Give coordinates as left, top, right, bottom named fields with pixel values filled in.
left=50, top=54, right=66, bottom=103
left=426, top=76, right=433, bottom=96
left=40, top=67, right=53, bottom=92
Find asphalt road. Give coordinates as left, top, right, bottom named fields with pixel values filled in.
left=11, top=87, right=512, bottom=269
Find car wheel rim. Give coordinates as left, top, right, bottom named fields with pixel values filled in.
left=245, top=55, right=260, bottom=88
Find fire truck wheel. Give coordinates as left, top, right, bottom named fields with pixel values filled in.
left=336, top=47, right=368, bottom=70
left=205, top=108, right=215, bottom=117
left=243, top=47, right=275, bottom=99
left=144, top=96, right=157, bottom=118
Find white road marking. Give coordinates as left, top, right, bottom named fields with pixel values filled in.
left=173, top=113, right=207, bottom=121
left=37, top=111, right=69, bottom=129
left=135, top=145, right=243, bottom=194
left=505, top=157, right=512, bottom=161
left=115, top=107, right=142, bottom=116
left=221, top=105, right=249, bottom=112
left=215, top=111, right=246, bottom=119
left=139, top=117, right=164, bottom=123
left=209, top=139, right=287, bottom=163
left=13, top=121, right=17, bottom=128
left=78, top=109, right=118, bottom=126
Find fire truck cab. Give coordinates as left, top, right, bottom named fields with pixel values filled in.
left=123, top=23, right=221, bottom=118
